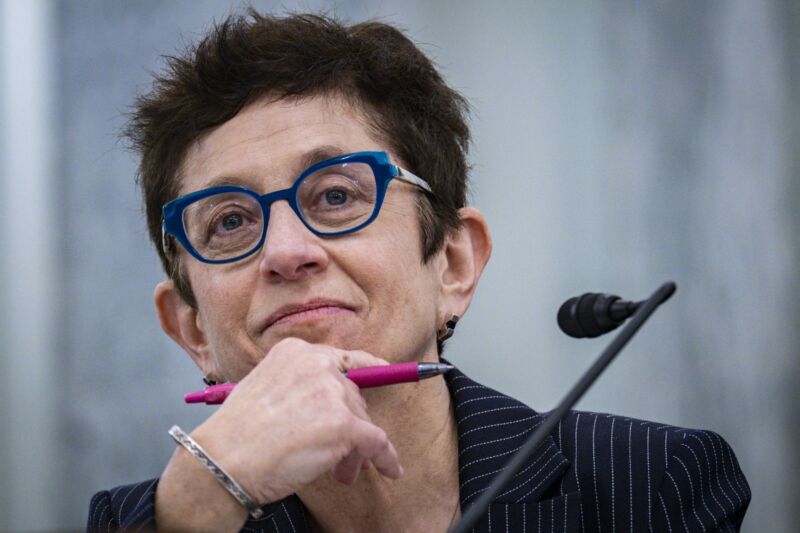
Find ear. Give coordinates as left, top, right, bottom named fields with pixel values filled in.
left=437, top=207, right=492, bottom=321
left=154, top=280, right=218, bottom=380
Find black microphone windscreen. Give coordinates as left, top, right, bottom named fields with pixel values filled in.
left=557, top=292, right=637, bottom=339
left=557, top=297, right=584, bottom=338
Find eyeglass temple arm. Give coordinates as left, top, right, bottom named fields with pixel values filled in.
left=394, top=166, right=433, bottom=194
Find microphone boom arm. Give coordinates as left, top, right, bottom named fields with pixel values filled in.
left=450, top=281, right=677, bottom=533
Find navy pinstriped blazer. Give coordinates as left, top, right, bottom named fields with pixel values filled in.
left=88, top=367, right=750, bottom=532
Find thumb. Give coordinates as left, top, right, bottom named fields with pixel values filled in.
left=334, top=349, right=390, bottom=371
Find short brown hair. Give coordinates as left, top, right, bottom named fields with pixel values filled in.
left=127, top=10, right=471, bottom=306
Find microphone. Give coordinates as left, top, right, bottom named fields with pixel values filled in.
left=450, top=281, right=676, bottom=533
left=557, top=292, right=642, bottom=338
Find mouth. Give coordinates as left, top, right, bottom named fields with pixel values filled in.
left=263, top=299, right=355, bottom=331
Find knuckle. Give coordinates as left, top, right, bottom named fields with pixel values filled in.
left=323, top=355, right=338, bottom=371
left=311, top=381, right=334, bottom=402
left=270, top=337, right=304, bottom=357
left=285, top=337, right=308, bottom=350
left=372, top=429, right=389, bottom=449
left=344, top=379, right=362, bottom=399
left=313, top=380, right=348, bottom=409
left=328, top=405, right=352, bottom=430
left=326, top=379, right=347, bottom=401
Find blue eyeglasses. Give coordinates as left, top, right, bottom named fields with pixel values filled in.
left=161, top=151, right=433, bottom=264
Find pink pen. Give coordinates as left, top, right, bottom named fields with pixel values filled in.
left=184, top=362, right=454, bottom=405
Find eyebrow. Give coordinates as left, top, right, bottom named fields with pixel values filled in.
left=297, top=145, right=350, bottom=172
left=201, top=144, right=352, bottom=191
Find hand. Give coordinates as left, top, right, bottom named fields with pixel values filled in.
left=191, top=337, right=404, bottom=504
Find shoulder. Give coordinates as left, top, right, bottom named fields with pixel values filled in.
left=554, top=410, right=750, bottom=531
left=87, top=478, right=159, bottom=533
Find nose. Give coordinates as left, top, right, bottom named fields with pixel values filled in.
left=258, top=201, right=329, bottom=282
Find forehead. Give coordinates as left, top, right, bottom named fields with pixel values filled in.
left=178, top=94, right=386, bottom=194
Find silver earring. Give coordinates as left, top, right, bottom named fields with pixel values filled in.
left=437, top=314, right=460, bottom=342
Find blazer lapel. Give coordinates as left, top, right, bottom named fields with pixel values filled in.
left=446, top=367, right=582, bottom=532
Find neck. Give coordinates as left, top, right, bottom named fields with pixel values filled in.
left=297, top=366, right=460, bottom=532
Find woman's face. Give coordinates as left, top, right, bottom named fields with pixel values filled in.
left=175, top=95, right=444, bottom=382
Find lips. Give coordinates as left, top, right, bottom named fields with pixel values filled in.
left=262, top=299, right=354, bottom=331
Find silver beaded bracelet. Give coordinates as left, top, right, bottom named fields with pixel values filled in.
left=168, top=425, right=264, bottom=519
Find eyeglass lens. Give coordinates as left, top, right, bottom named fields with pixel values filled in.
left=181, top=161, right=379, bottom=261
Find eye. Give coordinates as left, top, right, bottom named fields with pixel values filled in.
left=324, top=188, right=349, bottom=206
left=296, top=162, right=377, bottom=231
left=201, top=201, right=260, bottom=241
left=303, top=177, right=361, bottom=211
left=210, top=208, right=255, bottom=237
left=220, top=213, right=244, bottom=231
left=183, top=191, right=263, bottom=258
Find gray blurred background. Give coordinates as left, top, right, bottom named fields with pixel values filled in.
left=0, top=0, right=797, bottom=530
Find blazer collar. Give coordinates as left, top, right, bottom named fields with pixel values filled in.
left=445, top=365, right=569, bottom=507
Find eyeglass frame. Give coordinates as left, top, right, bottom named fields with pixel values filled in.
left=161, top=151, right=433, bottom=265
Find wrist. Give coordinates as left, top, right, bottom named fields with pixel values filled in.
left=191, top=417, right=283, bottom=505
left=169, top=425, right=264, bottom=518
left=157, top=441, right=248, bottom=531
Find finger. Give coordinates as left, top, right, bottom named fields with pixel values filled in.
left=331, top=450, right=364, bottom=485
left=351, top=419, right=403, bottom=480
left=341, top=379, right=368, bottom=417
left=331, top=348, right=390, bottom=372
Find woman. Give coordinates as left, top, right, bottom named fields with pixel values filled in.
left=88, top=11, right=749, bottom=532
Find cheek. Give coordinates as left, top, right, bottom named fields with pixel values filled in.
left=352, top=236, right=439, bottom=342
left=353, top=221, right=420, bottom=300
left=189, top=264, right=253, bottom=335
left=192, top=268, right=264, bottom=379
